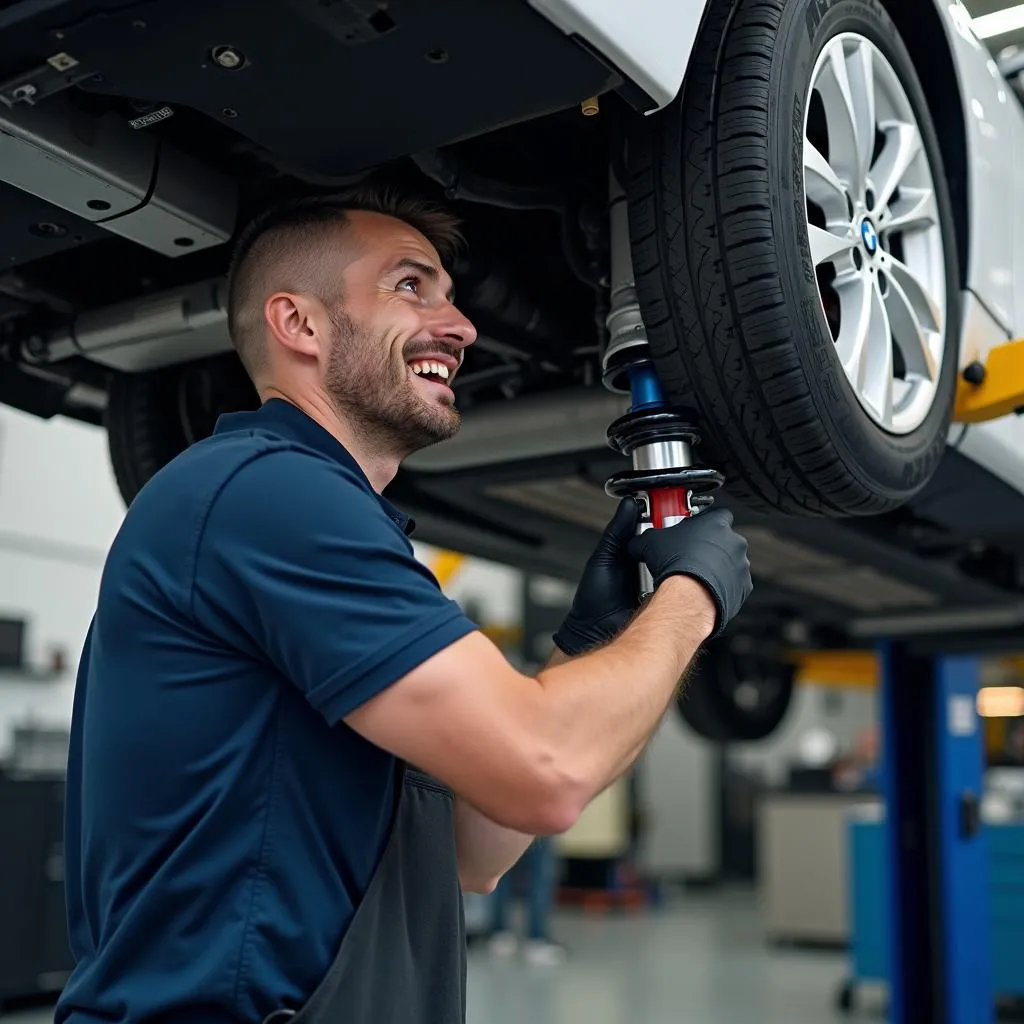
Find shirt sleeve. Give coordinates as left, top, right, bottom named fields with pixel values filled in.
left=190, top=450, right=478, bottom=725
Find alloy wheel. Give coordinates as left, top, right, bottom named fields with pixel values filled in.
left=803, top=32, right=947, bottom=436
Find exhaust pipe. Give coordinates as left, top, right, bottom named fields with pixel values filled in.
left=34, top=279, right=233, bottom=372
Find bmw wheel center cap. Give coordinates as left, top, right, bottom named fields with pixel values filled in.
left=860, top=217, right=879, bottom=256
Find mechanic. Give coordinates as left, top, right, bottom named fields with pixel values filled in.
left=55, top=185, right=753, bottom=1024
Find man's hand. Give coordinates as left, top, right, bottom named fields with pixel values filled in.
left=552, top=497, right=641, bottom=656
left=628, top=508, right=752, bottom=638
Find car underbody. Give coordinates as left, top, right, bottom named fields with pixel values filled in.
left=3, top=0, right=1024, bottom=665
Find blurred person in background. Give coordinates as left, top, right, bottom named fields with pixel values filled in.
left=487, top=836, right=565, bottom=966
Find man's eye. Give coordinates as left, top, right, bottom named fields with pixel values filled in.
left=397, top=277, right=419, bottom=293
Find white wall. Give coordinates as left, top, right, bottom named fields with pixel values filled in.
left=637, top=711, right=719, bottom=877
left=0, top=406, right=125, bottom=757
left=727, top=684, right=878, bottom=787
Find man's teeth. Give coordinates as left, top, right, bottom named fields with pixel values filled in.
left=409, top=360, right=451, bottom=380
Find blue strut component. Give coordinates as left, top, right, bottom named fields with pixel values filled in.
left=628, top=365, right=665, bottom=410
left=603, top=344, right=725, bottom=513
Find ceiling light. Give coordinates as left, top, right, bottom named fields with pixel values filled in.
left=972, top=4, right=1024, bottom=39
left=977, top=685, right=1024, bottom=717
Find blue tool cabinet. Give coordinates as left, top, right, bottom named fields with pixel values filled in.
left=839, top=814, right=1024, bottom=1010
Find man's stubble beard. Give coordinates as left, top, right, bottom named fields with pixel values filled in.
left=324, top=308, right=461, bottom=460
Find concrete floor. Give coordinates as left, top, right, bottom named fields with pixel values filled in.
left=5, top=887, right=882, bottom=1024
left=466, top=886, right=881, bottom=1024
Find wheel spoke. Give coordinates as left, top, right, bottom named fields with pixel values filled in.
left=860, top=279, right=895, bottom=426
left=870, top=122, right=922, bottom=215
left=882, top=186, right=938, bottom=235
left=804, top=140, right=849, bottom=218
left=885, top=253, right=942, bottom=334
left=834, top=274, right=895, bottom=427
left=809, top=223, right=857, bottom=267
left=816, top=37, right=871, bottom=195
left=884, top=271, right=939, bottom=382
left=834, top=274, right=873, bottom=385
left=847, top=38, right=877, bottom=189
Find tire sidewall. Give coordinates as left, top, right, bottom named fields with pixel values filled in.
left=772, top=0, right=960, bottom=496
left=105, top=355, right=257, bottom=506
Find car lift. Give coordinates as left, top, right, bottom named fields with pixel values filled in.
left=601, top=162, right=1024, bottom=1024
left=884, top=340, right=1024, bottom=1024
left=876, top=343, right=1024, bottom=1024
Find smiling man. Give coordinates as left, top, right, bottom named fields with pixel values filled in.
left=225, top=188, right=472, bottom=485
left=56, top=184, right=752, bottom=1024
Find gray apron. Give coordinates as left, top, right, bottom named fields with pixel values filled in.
left=261, top=763, right=467, bottom=1024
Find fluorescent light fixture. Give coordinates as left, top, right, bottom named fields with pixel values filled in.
left=972, top=4, right=1024, bottom=39
left=977, top=685, right=1024, bottom=717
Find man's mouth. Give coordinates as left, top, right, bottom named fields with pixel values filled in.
left=407, top=357, right=458, bottom=388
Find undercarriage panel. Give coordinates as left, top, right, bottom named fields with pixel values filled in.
left=0, top=0, right=619, bottom=181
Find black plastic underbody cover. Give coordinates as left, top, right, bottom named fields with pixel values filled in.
left=0, top=0, right=620, bottom=179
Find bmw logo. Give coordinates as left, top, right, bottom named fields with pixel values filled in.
left=860, top=218, right=879, bottom=256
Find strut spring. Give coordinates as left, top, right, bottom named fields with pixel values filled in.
left=601, top=358, right=725, bottom=521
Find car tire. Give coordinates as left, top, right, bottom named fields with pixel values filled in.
left=105, top=355, right=257, bottom=505
left=105, top=368, right=190, bottom=507
left=626, top=0, right=961, bottom=516
left=676, top=636, right=796, bottom=743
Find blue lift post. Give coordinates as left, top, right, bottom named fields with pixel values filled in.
left=879, top=641, right=992, bottom=1024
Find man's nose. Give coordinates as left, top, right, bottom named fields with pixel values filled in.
left=426, top=302, right=477, bottom=349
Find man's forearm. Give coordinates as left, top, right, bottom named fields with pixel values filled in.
left=596, top=642, right=702, bottom=793
left=548, top=629, right=684, bottom=794
left=454, top=646, right=570, bottom=892
left=534, top=575, right=712, bottom=810
left=454, top=797, right=535, bottom=893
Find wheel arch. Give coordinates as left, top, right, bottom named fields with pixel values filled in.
left=879, top=0, right=970, bottom=290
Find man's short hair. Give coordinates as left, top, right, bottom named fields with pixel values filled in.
left=225, top=183, right=464, bottom=379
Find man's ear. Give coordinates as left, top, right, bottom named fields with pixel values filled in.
left=264, top=291, right=325, bottom=358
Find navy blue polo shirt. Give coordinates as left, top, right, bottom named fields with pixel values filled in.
left=56, top=398, right=478, bottom=1024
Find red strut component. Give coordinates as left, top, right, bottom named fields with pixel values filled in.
left=650, top=487, right=691, bottom=527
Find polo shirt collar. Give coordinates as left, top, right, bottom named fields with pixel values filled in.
left=214, top=398, right=415, bottom=536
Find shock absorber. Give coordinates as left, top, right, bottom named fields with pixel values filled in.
left=601, top=175, right=725, bottom=598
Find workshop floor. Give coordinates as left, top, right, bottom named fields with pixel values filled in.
left=5, top=887, right=881, bottom=1024
left=466, top=886, right=880, bottom=1024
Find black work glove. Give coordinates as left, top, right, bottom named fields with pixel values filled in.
left=552, top=497, right=642, bottom=656
left=628, top=508, right=752, bottom=638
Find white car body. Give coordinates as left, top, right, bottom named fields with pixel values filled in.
left=535, top=0, right=1024, bottom=495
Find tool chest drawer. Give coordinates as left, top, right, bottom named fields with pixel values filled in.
left=848, top=820, right=1024, bottom=997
